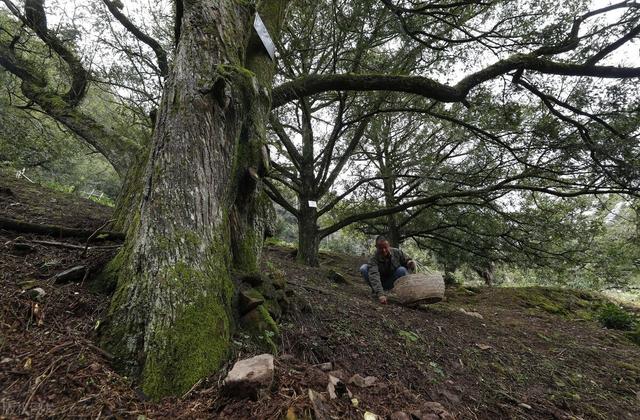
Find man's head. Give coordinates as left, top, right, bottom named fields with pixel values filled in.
left=375, top=235, right=391, bottom=257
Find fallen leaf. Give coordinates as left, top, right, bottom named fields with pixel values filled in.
left=475, top=343, right=492, bottom=350
left=459, top=308, right=484, bottom=319
left=286, top=407, right=297, bottom=420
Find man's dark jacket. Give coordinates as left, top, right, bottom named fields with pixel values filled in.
left=366, top=247, right=412, bottom=296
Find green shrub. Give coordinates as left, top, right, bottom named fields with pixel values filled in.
left=597, top=303, right=636, bottom=330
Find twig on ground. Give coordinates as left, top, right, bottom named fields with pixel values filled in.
left=22, top=354, right=66, bottom=413
left=83, top=219, right=115, bottom=257
left=286, top=281, right=330, bottom=294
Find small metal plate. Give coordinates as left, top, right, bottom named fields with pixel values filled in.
left=254, top=13, right=275, bottom=60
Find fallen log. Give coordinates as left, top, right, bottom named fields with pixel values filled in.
left=30, top=239, right=122, bottom=251
left=0, top=217, right=124, bottom=241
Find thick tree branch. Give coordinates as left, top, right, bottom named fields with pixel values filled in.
left=0, top=18, right=138, bottom=175
left=102, top=0, right=169, bottom=77
left=319, top=117, right=371, bottom=194
left=263, top=178, right=300, bottom=217
left=318, top=175, right=631, bottom=238
left=272, top=58, right=640, bottom=109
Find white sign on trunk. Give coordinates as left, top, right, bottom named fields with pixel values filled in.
left=308, top=200, right=317, bottom=208
left=253, top=13, right=276, bottom=61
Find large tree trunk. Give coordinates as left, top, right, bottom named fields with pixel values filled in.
left=381, top=168, right=401, bottom=247
left=99, top=0, right=286, bottom=399
left=297, top=203, right=320, bottom=266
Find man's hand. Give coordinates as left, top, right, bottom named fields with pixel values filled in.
left=378, top=295, right=388, bottom=304
left=407, top=260, right=417, bottom=273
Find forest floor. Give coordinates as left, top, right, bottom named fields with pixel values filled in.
left=1, top=177, right=639, bottom=419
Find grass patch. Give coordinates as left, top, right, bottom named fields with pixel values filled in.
left=598, top=303, right=636, bottom=330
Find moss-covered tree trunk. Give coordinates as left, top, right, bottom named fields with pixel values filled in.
left=294, top=100, right=322, bottom=267
left=297, top=202, right=320, bottom=266
left=99, top=0, right=287, bottom=399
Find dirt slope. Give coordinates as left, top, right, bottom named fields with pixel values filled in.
left=1, top=177, right=639, bottom=419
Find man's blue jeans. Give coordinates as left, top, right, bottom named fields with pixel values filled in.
left=360, top=264, right=408, bottom=292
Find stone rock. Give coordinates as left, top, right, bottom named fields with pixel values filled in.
left=363, top=412, right=379, bottom=420
left=364, top=376, right=377, bottom=387
left=53, top=266, right=86, bottom=284
left=23, top=287, right=46, bottom=301
left=240, top=272, right=265, bottom=287
left=11, top=242, right=35, bottom=255
left=459, top=308, right=483, bottom=319
left=327, top=374, right=351, bottom=399
left=271, top=273, right=286, bottom=289
left=348, top=373, right=377, bottom=387
left=264, top=298, right=283, bottom=321
left=413, top=414, right=439, bottom=420
left=318, top=362, right=332, bottom=371
left=327, top=269, right=348, bottom=284
left=308, top=389, right=330, bottom=420
left=390, top=412, right=411, bottom=420
left=239, top=307, right=279, bottom=352
left=415, top=401, right=454, bottom=420
left=328, top=369, right=347, bottom=382
left=440, top=389, right=460, bottom=403
left=348, top=373, right=367, bottom=387
left=238, top=289, right=264, bottom=316
left=223, top=354, right=275, bottom=399
left=259, top=281, right=277, bottom=300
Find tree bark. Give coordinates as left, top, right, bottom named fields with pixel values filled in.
left=99, top=0, right=287, bottom=399
left=381, top=168, right=401, bottom=247
left=297, top=203, right=320, bottom=266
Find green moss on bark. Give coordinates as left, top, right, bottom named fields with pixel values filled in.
left=141, top=287, right=231, bottom=397
left=240, top=305, right=279, bottom=354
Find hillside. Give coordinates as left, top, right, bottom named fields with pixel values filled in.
left=1, top=177, right=639, bottom=419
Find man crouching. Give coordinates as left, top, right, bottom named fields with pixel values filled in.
left=360, top=235, right=416, bottom=304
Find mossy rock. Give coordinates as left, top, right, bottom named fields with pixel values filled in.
left=267, top=264, right=287, bottom=290
left=239, top=272, right=265, bottom=287
left=240, top=305, right=279, bottom=353
left=277, top=295, right=293, bottom=314
left=271, top=272, right=286, bottom=290
left=327, top=269, right=349, bottom=285
left=238, top=288, right=265, bottom=316
left=263, top=299, right=282, bottom=320
left=258, top=281, right=277, bottom=300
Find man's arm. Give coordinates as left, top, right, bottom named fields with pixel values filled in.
left=367, top=256, right=385, bottom=298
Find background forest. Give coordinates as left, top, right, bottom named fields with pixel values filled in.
left=2, top=0, right=638, bottom=300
